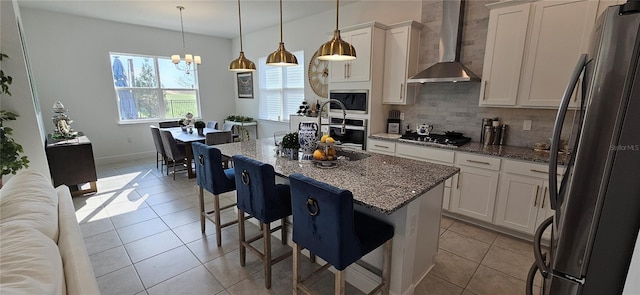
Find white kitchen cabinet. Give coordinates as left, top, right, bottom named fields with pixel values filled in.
left=330, top=27, right=373, bottom=83
left=367, top=138, right=396, bottom=155
left=518, top=0, right=598, bottom=108
left=480, top=0, right=599, bottom=108
left=495, top=159, right=563, bottom=236
left=382, top=21, right=422, bottom=105
left=451, top=154, right=500, bottom=223
left=479, top=3, right=531, bottom=106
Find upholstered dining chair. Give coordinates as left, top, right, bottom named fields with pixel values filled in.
left=222, top=122, right=240, bottom=141
left=232, top=155, right=292, bottom=289
left=206, top=120, right=218, bottom=129
left=205, top=131, right=233, bottom=169
left=159, top=130, right=188, bottom=180
left=150, top=126, right=166, bottom=174
left=191, top=142, right=237, bottom=247
left=289, top=173, right=395, bottom=295
left=158, top=120, right=180, bottom=128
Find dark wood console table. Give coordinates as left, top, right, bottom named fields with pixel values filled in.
left=45, top=135, right=98, bottom=196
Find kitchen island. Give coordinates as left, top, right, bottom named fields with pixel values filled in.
left=216, top=138, right=459, bottom=295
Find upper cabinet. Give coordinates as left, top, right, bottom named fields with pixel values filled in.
left=480, top=0, right=599, bottom=108
left=480, top=3, right=531, bottom=106
left=382, top=21, right=423, bottom=105
left=330, top=27, right=373, bottom=83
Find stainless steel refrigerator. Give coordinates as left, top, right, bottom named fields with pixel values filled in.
left=526, top=1, right=640, bottom=294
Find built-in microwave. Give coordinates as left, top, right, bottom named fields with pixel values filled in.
left=329, top=90, right=368, bottom=114
left=329, top=117, right=367, bottom=150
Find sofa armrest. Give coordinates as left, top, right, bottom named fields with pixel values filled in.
left=56, top=185, right=101, bottom=294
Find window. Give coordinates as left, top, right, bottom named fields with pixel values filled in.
left=110, top=52, right=200, bottom=122
left=258, top=51, right=304, bottom=121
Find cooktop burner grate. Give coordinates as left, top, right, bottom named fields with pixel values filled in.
left=400, top=132, right=471, bottom=147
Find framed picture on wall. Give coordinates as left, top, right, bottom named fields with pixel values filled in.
left=237, top=72, right=254, bottom=99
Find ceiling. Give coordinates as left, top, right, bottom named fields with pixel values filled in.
left=18, top=0, right=357, bottom=39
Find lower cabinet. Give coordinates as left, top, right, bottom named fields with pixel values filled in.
left=494, top=159, right=562, bottom=237
left=450, top=165, right=500, bottom=223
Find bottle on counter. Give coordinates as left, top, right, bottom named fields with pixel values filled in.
left=499, top=125, right=508, bottom=145
left=492, top=126, right=502, bottom=145
left=483, top=125, right=494, bottom=145
left=316, top=100, right=321, bottom=116
left=481, top=118, right=493, bottom=143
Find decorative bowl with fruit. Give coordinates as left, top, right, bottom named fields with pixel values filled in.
left=313, top=135, right=339, bottom=168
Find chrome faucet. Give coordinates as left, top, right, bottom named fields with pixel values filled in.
left=318, top=99, right=347, bottom=138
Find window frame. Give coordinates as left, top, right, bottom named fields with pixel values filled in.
left=110, top=52, right=202, bottom=124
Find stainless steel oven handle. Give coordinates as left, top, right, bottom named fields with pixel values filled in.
left=549, top=54, right=587, bottom=210
left=329, top=124, right=365, bottom=131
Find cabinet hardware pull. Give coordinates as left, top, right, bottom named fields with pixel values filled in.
left=534, top=185, right=540, bottom=207
left=530, top=169, right=562, bottom=176
left=374, top=145, right=389, bottom=149
left=542, top=187, right=548, bottom=208
left=400, top=83, right=403, bottom=99
left=347, top=63, right=351, bottom=78
left=482, top=81, right=488, bottom=100
left=467, top=159, right=491, bottom=165
left=344, top=64, right=347, bottom=79
left=456, top=173, right=461, bottom=189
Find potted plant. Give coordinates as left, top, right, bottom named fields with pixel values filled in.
left=1, top=53, right=29, bottom=187
left=194, top=120, right=206, bottom=136
left=281, top=132, right=300, bottom=160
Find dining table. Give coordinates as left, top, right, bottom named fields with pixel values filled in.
left=161, top=127, right=221, bottom=178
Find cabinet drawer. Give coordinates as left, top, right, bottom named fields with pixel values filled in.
left=503, top=159, right=565, bottom=178
left=367, top=139, right=396, bottom=154
left=396, top=143, right=455, bottom=164
left=457, top=153, right=501, bottom=171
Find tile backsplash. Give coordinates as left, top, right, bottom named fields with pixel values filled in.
left=393, top=83, right=574, bottom=148
left=395, top=0, right=569, bottom=148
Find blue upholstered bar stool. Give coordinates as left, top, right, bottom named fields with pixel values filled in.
left=289, top=173, right=394, bottom=295
left=192, top=143, right=237, bottom=247
left=232, top=155, right=292, bottom=289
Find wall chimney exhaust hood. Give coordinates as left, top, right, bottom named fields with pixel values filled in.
left=407, top=0, right=480, bottom=83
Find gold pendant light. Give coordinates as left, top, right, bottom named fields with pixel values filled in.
left=266, top=0, right=298, bottom=66
left=229, top=0, right=256, bottom=72
left=317, top=0, right=356, bottom=61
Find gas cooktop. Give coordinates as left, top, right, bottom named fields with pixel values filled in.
left=400, top=132, right=471, bottom=147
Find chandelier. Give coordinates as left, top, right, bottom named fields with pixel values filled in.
left=171, top=6, right=201, bottom=74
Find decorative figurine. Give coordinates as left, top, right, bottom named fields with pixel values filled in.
left=51, top=101, right=78, bottom=139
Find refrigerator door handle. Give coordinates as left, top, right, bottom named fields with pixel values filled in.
left=549, top=54, right=588, bottom=209
left=534, top=216, right=554, bottom=277
left=527, top=252, right=547, bottom=295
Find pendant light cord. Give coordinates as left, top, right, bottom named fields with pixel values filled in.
left=279, top=0, right=284, bottom=43
left=178, top=6, right=186, bottom=53
left=238, top=0, right=244, bottom=51
left=335, top=0, right=339, bottom=30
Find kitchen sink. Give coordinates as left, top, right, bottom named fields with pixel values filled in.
left=335, top=149, right=371, bottom=161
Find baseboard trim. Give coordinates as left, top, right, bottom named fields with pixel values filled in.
left=95, top=151, right=155, bottom=165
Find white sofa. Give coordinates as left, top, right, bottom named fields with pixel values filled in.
left=0, top=170, right=100, bottom=294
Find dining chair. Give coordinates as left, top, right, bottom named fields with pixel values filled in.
left=159, top=130, right=188, bottom=180
left=191, top=142, right=237, bottom=247
left=232, top=155, right=292, bottom=289
left=289, top=173, right=394, bottom=295
left=206, top=120, right=218, bottom=129
left=150, top=126, right=167, bottom=174
left=158, top=120, right=180, bottom=128
left=205, top=131, right=233, bottom=168
left=222, top=122, right=240, bottom=141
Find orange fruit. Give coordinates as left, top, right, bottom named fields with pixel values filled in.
left=327, top=147, right=336, bottom=157
left=313, top=149, right=325, bottom=160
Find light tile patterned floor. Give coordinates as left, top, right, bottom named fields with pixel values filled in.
left=79, top=158, right=539, bottom=295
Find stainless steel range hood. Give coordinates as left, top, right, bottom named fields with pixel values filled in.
left=407, top=0, right=480, bottom=83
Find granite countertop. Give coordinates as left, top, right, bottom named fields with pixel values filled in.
left=215, top=139, right=459, bottom=215
left=369, top=134, right=569, bottom=165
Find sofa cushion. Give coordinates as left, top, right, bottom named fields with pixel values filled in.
left=0, top=170, right=59, bottom=241
left=0, top=224, right=66, bottom=294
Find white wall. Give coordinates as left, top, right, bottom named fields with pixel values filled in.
left=19, top=7, right=235, bottom=164
left=232, top=0, right=421, bottom=138
left=1, top=0, right=51, bottom=182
